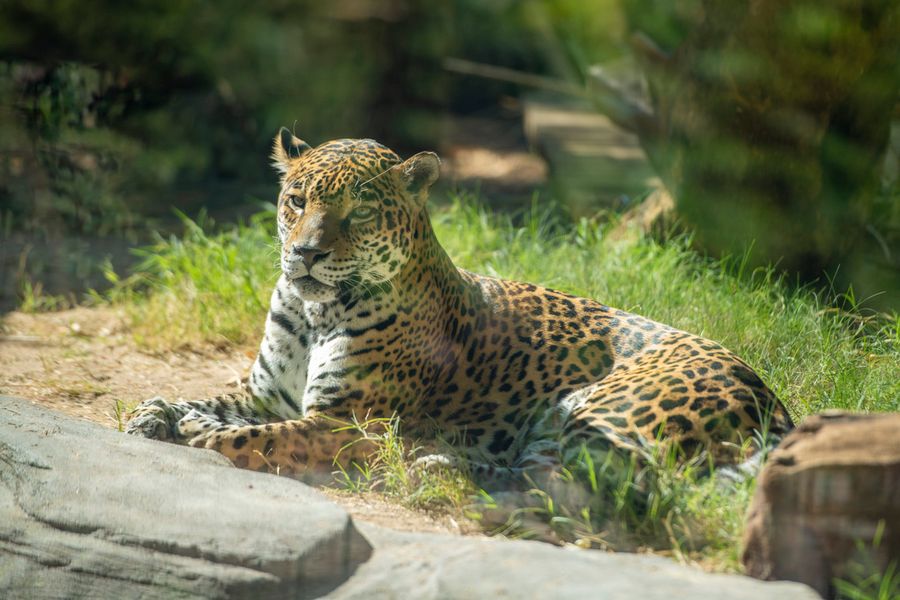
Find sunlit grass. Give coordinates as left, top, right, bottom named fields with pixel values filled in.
left=332, top=415, right=475, bottom=513
left=98, top=208, right=279, bottom=352
left=17, top=279, right=75, bottom=313
left=471, top=444, right=756, bottom=570
left=94, top=194, right=899, bottom=567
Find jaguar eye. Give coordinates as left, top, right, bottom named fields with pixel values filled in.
left=350, top=206, right=376, bottom=222
left=284, top=194, right=305, bottom=211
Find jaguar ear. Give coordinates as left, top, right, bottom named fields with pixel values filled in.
left=272, top=127, right=312, bottom=174
left=398, top=151, right=440, bottom=198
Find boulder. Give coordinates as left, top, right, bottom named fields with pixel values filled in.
left=0, top=396, right=820, bottom=599
left=329, top=524, right=819, bottom=599
left=742, top=411, right=900, bottom=598
left=0, top=397, right=371, bottom=599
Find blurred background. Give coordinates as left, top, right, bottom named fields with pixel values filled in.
left=1, top=0, right=897, bottom=312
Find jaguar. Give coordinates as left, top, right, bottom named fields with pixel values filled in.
left=126, top=128, right=793, bottom=487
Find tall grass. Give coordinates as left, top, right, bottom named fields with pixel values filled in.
left=332, top=415, right=475, bottom=512
left=102, top=208, right=279, bottom=352
left=472, top=442, right=756, bottom=565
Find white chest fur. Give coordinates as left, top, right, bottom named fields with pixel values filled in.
left=302, top=335, right=352, bottom=414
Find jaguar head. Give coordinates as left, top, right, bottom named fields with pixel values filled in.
left=271, top=128, right=440, bottom=302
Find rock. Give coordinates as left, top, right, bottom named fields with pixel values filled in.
left=0, top=396, right=820, bottom=599
left=329, top=523, right=818, bottom=599
left=0, top=397, right=371, bottom=599
left=742, top=411, right=900, bottom=598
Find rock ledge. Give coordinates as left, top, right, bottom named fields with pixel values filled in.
left=0, top=397, right=370, bottom=599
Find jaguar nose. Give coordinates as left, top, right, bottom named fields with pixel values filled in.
left=293, top=246, right=333, bottom=267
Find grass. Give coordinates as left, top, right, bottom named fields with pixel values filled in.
left=98, top=208, right=278, bottom=352
left=527, top=458, right=747, bottom=565
left=112, top=399, right=137, bottom=432
left=833, top=521, right=900, bottom=600
left=18, top=279, right=76, bottom=313
left=332, top=415, right=475, bottom=513
left=93, top=195, right=899, bottom=568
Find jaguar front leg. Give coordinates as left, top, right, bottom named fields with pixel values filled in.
left=125, top=396, right=194, bottom=442
left=186, top=414, right=382, bottom=480
left=125, top=391, right=267, bottom=443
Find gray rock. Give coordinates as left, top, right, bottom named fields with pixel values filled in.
left=0, top=397, right=820, bottom=600
left=329, top=524, right=820, bottom=600
left=0, top=397, right=371, bottom=599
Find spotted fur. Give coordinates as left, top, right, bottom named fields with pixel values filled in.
left=126, top=129, right=793, bottom=483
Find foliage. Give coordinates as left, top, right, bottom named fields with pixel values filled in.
left=4, top=0, right=896, bottom=568
left=17, top=279, right=74, bottom=313
left=615, top=0, right=900, bottom=309
left=0, top=1, right=575, bottom=236
left=2, top=1, right=896, bottom=311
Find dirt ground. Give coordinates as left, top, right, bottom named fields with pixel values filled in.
left=0, top=306, right=477, bottom=537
